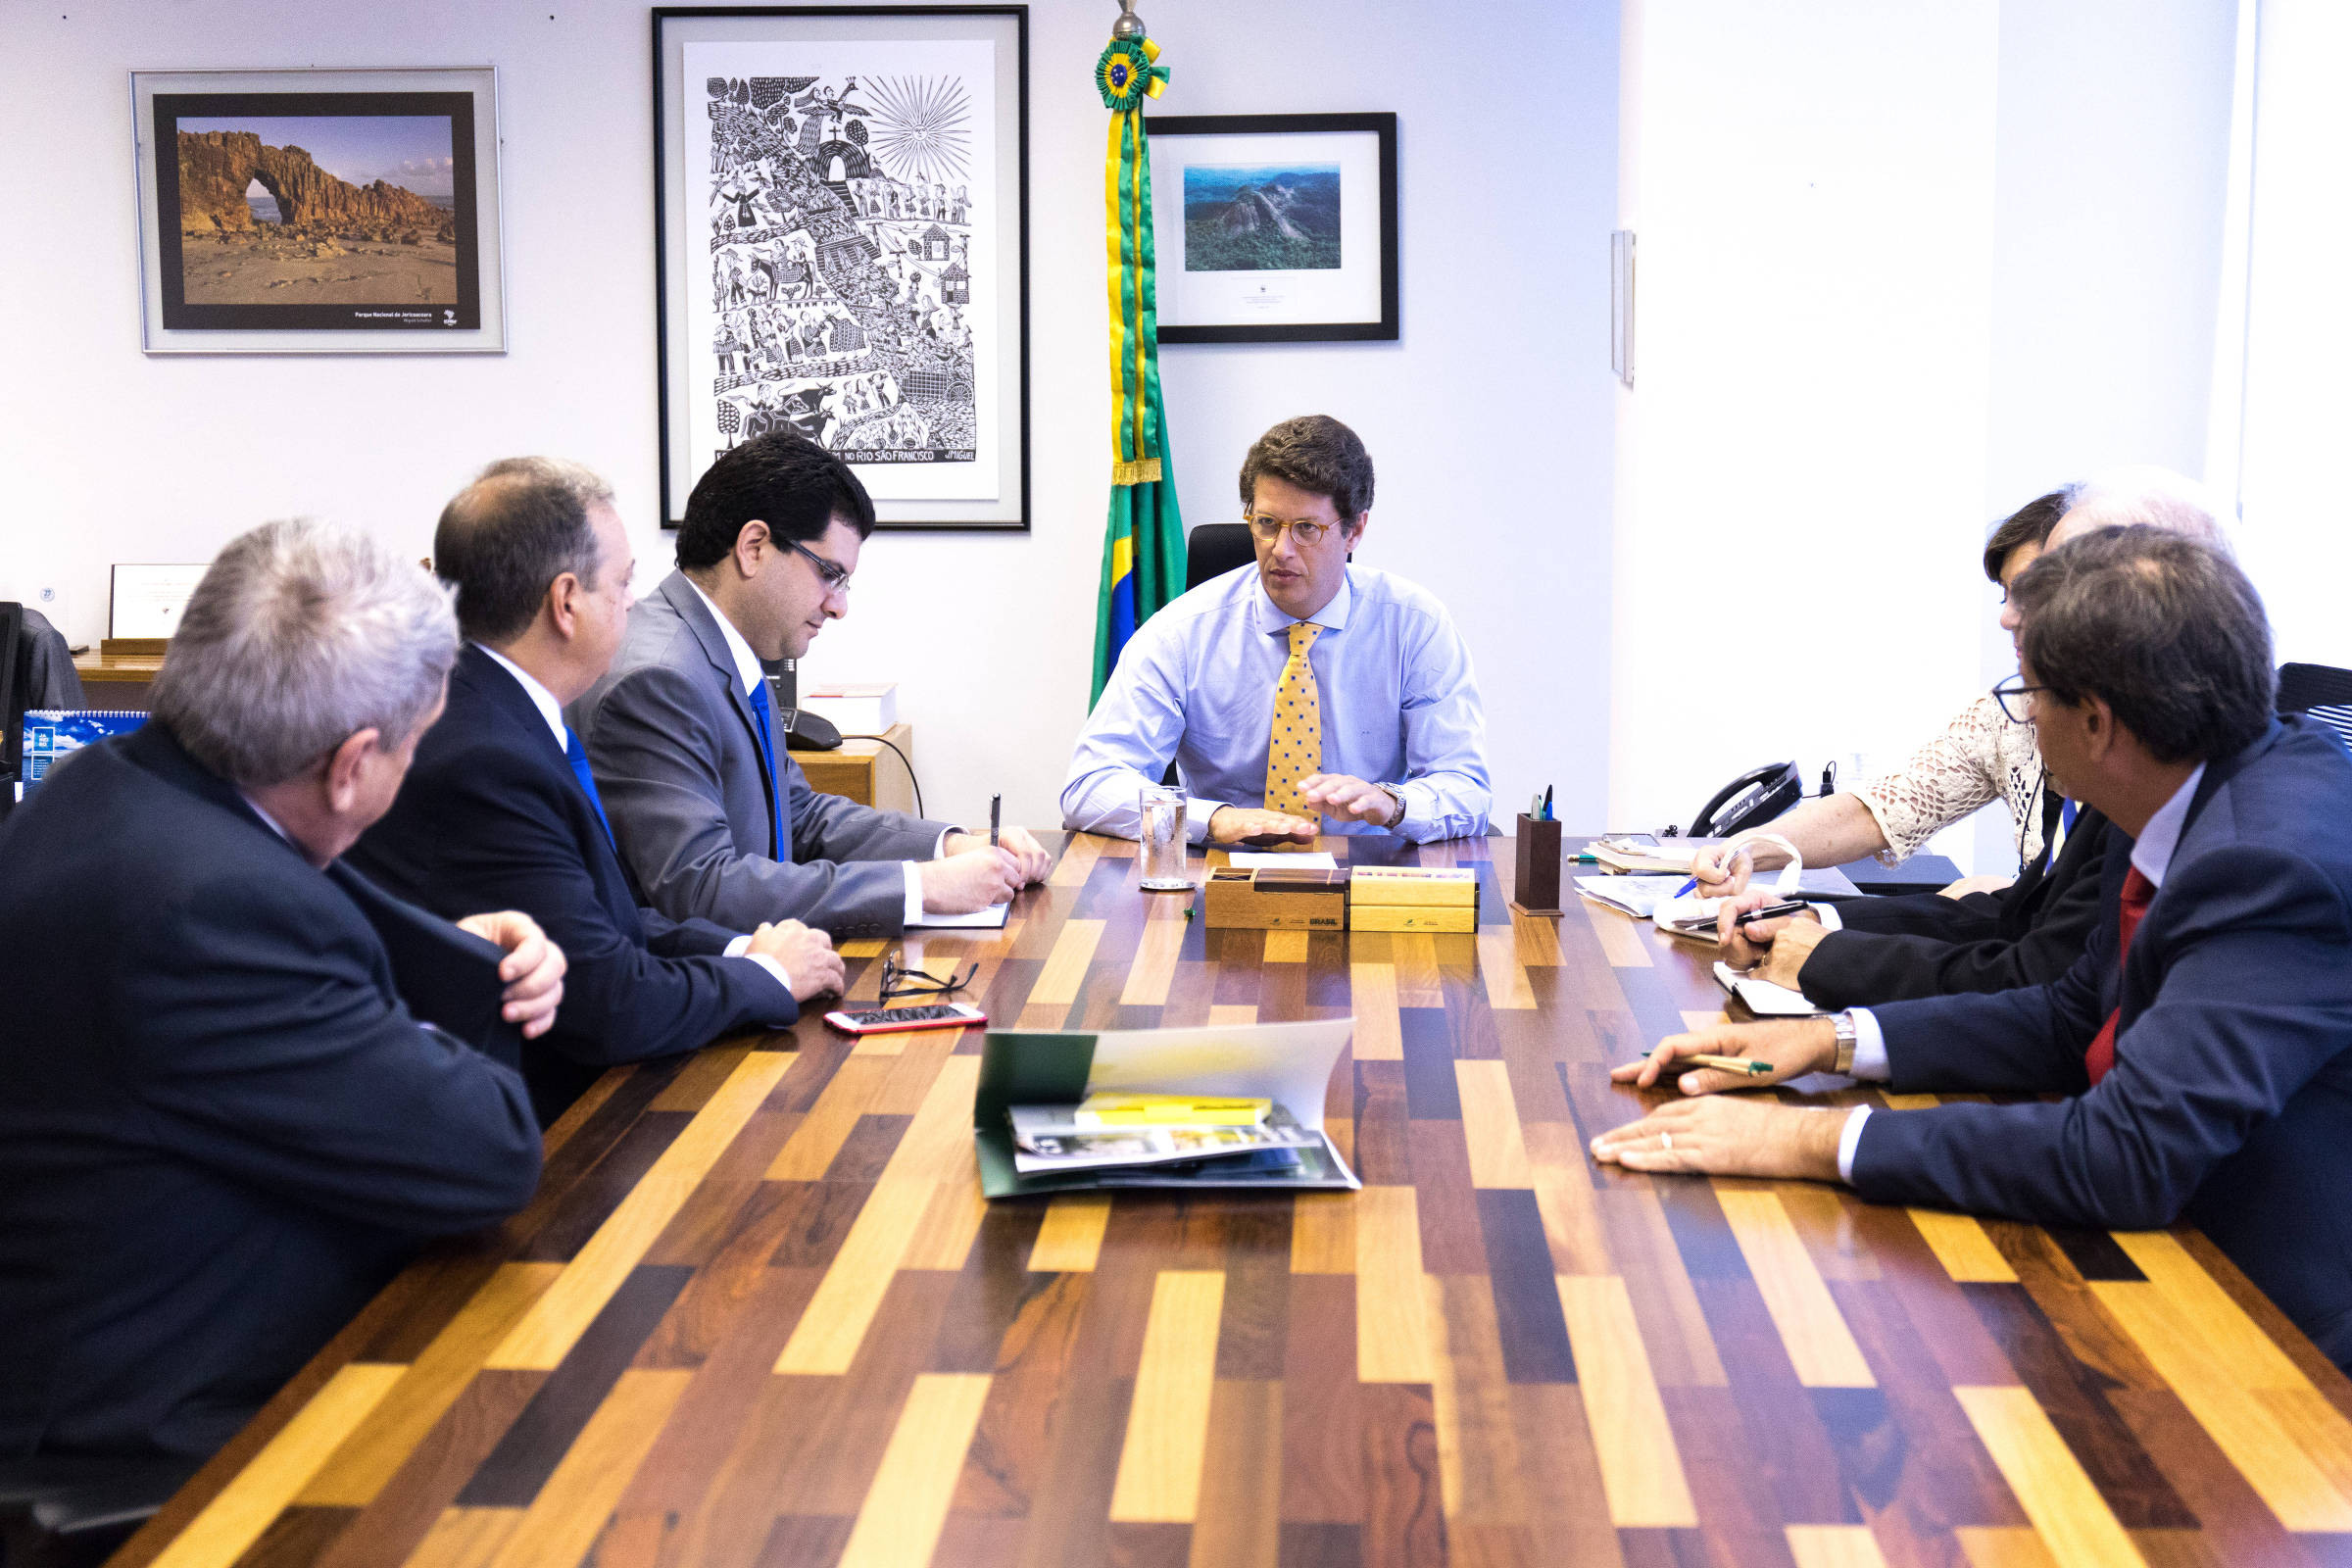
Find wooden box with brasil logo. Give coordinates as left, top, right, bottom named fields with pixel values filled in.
left=1347, top=865, right=1479, bottom=932
left=1202, top=865, right=1350, bottom=930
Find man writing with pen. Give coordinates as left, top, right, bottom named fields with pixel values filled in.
left=1592, top=527, right=2352, bottom=1371
left=1060, top=416, right=1493, bottom=846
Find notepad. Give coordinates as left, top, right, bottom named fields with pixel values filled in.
left=909, top=901, right=1011, bottom=929
left=1713, top=960, right=1824, bottom=1016
left=1229, top=851, right=1338, bottom=869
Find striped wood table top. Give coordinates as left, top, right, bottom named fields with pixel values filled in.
left=114, top=832, right=2352, bottom=1568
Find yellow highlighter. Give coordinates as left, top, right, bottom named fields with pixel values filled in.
left=1074, top=1094, right=1271, bottom=1128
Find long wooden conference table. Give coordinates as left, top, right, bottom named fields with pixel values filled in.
left=116, top=832, right=2352, bottom=1568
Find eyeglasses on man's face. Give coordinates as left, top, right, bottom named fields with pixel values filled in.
left=1244, top=513, right=1348, bottom=549
left=1991, top=673, right=2053, bottom=724
left=879, top=953, right=977, bottom=1001
left=789, top=538, right=854, bottom=594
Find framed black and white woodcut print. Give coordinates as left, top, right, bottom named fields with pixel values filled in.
left=131, top=68, right=507, bottom=353
left=1147, top=112, right=1397, bottom=344
left=654, top=7, right=1031, bottom=530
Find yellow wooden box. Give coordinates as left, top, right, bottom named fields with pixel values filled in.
left=1348, top=903, right=1478, bottom=933
left=1202, top=866, right=1350, bottom=930
left=1346, top=866, right=1479, bottom=907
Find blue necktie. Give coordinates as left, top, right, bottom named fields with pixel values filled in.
left=747, top=679, right=787, bottom=858
left=564, top=727, right=614, bottom=850
left=2060, top=797, right=2079, bottom=832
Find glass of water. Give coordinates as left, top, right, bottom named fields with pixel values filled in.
left=1138, top=786, right=1192, bottom=891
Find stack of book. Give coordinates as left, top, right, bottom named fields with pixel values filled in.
left=1347, top=865, right=1478, bottom=932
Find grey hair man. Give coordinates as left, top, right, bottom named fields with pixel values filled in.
left=0, top=517, right=560, bottom=1462
left=2051, top=465, right=2231, bottom=552
left=349, top=458, right=840, bottom=1123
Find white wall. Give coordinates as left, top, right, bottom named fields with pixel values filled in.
left=1612, top=0, right=2001, bottom=852
left=1613, top=0, right=2239, bottom=873
left=2231, top=0, right=2352, bottom=670
left=0, top=0, right=1620, bottom=835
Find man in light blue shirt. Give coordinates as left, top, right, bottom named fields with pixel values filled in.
left=1060, top=416, right=1491, bottom=845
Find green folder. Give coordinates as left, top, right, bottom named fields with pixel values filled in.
left=972, top=1018, right=1362, bottom=1198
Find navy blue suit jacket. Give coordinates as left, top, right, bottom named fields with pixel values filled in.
left=1853, top=717, right=2352, bottom=1364
left=349, top=645, right=797, bottom=1122
left=0, top=722, right=542, bottom=1458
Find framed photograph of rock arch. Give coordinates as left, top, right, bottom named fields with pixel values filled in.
left=654, top=7, right=1031, bottom=530
left=130, top=68, right=507, bottom=354
left=1147, top=113, right=1398, bottom=344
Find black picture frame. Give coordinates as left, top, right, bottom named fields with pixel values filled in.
left=653, top=6, right=1031, bottom=531
left=1146, top=112, right=1398, bottom=345
left=153, top=90, right=482, bottom=333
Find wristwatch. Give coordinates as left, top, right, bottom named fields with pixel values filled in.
left=1830, top=1010, right=1859, bottom=1076
left=1375, top=783, right=1406, bottom=829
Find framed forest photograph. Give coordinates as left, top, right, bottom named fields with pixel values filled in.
left=1148, top=112, right=1398, bottom=344
left=654, top=7, right=1031, bottom=530
left=131, top=67, right=507, bottom=354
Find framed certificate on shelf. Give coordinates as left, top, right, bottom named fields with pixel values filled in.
left=109, top=564, right=210, bottom=639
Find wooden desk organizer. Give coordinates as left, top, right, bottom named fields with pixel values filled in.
left=1201, top=866, right=1351, bottom=930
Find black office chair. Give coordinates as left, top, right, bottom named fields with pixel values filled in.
left=0, top=1453, right=202, bottom=1568
left=1184, top=523, right=1255, bottom=591
left=2278, top=662, right=2352, bottom=753
left=0, top=602, right=24, bottom=822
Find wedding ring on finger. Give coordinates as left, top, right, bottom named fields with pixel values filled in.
left=1661, top=1131, right=1674, bottom=1152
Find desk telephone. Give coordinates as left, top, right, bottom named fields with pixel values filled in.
left=1671, top=760, right=1831, bottom=840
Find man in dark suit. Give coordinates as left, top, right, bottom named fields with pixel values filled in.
left=0, top=519, right=561, bottom=1461
left=567, top=432, right=1051, bottom=939
left=350, top=459, right=843, bottom=1122
left=1598, top=528, right=2352, bottom=1367
left=1713, top=795, right=2115, bottom=1008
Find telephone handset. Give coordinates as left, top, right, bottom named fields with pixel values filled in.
left=761, top=658, right=842, bottom=752
left=1687, top=761, right=1803, bottom=841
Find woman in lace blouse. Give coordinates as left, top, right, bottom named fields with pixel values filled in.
left=1693, top=489, right=2072, bottom=891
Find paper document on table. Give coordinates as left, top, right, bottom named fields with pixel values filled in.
left=1713, top=960, right=1825, bottom=1016
left=1575, top=875, right=1686, bottom=918
left=909, top=901, right=1011, bottom=929
left=1228, top=851, right=1339, bottom=869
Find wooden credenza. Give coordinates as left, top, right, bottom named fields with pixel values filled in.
left=789, top=721, right=915, bottom=813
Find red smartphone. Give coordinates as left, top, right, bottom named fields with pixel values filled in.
left=823, top=1002, right=987, bottom=1035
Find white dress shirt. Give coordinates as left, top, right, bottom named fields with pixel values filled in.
left=475, top=640, right=797, bottom=996
left=1059, top=564, right=1492, bottom=843
left=1834, top=763, right=2208, bottom=1179
left=679, top=582, right=940, bottom=926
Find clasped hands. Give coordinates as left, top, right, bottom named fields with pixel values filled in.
left=1588, top=1017, right=1849, bottom=1182
left=1206, top=774, right=1400, bottom=846
left=1685, top=840, right=1828, bottom=988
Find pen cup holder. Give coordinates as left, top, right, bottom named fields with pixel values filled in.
left=1512, top=814, right=1563, bottom=914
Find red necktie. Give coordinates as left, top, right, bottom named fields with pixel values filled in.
left=2082, top=866, right=2157, bottom=1084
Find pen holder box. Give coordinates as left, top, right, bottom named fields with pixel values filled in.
left=1512, top=814, right=1563, bottom=913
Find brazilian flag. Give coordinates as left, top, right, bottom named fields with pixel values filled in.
left=1092, top=34, right=1184, bottom=707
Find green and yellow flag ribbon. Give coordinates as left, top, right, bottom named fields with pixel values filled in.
left=1091, top=31, right=1186, bottom=705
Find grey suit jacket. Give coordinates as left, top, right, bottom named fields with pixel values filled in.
left=567, top=571, right=950, bottom=939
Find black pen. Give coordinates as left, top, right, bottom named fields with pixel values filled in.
left=1735, top=900, right=1808, bottom=927
left=989, top=793, right=1002, bottom=850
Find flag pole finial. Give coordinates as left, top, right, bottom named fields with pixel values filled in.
left=1111, top=1, right=1147, bottom=40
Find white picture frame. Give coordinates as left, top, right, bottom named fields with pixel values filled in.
left=129, top=67, right=507, bottom=355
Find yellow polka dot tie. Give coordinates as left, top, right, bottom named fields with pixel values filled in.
left=1263, top=621, right=1324, bottom=819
